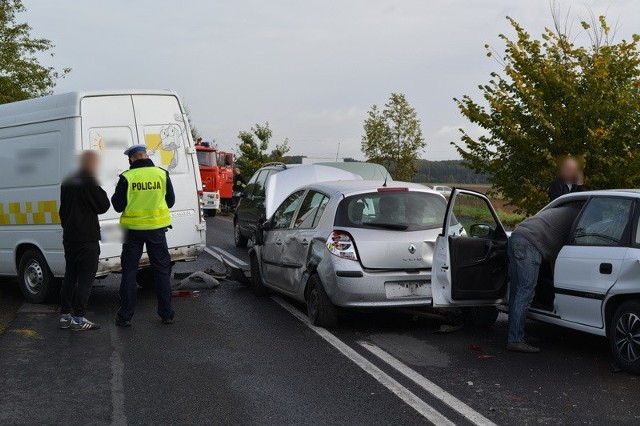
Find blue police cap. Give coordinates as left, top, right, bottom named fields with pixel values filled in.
left=124, top=144, right=147, bottom=157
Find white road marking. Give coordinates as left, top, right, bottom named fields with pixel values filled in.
left=360, top=341, right=497, bottom=426
left=271, top=296, right=455, bottom=426
left=207, top=245, right=248, bottom=268
left=109, top=328, right=127, bottom=426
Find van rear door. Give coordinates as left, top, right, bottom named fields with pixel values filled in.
left=131, top=94, right=204, bottom=248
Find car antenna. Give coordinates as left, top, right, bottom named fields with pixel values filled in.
left=382, top=173, right=388, bottom=187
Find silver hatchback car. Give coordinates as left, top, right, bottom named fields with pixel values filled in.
left=250, top=180, right=452, bottom=326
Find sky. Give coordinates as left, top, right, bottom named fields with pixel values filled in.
left=21, top=0, right=640, bottom=161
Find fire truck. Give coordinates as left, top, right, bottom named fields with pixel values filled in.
left=195, top=141, right=234, bottom=216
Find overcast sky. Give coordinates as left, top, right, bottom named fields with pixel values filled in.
left=22, top=0, right=640, bottom=160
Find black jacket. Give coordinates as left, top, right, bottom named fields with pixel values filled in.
left=111, top=158, right=176, bottom=213
left=548, top=177, right=585, bottom=202
left=59, top=170, right=110, bottom=242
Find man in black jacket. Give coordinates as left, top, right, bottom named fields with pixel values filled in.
left=59, top=151, right=110, bottom=331
left=548, top=157, right=585, bottom=202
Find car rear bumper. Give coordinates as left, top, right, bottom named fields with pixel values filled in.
left=322, top=263, right=433, bottom=307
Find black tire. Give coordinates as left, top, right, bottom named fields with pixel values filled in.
left=609, top=301, right=640, bottom=375
left=306, top=275, right=338, bottom=328
left=136, top=268, right=155, bottom=290
left=18, top=249, right=59, bottom=303
left=462, top=306, right=499, bottom=328
left=250, top=254, right=269, bottom=297
left=234, top=220, right=248, bottom=248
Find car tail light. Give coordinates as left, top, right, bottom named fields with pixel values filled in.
left=326, top=231, right=358, bottom=261
left=377, top=187, right=408, bottom=192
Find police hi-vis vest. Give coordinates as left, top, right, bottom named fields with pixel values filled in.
left=120, top=167, right=171, bottom=230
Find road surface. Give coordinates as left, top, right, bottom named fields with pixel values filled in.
left=0, top=215, right=639, bottom=425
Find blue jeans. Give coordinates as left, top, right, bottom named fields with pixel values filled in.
left=507, top=234, right=542, bottom=343
left=117, top=229, right=174, bottom=321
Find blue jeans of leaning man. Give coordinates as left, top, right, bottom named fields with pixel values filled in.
left=507, top=233, right=543, bottom=344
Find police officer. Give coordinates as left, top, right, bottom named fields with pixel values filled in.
left=111, top=145, right=176, bottom=327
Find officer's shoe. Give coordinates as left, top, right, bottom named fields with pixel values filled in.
left=70, top=318, right=101, bottom=331
left=161, top=317, right=174, bottom=325
left=115, top=317, right=132, bottom=327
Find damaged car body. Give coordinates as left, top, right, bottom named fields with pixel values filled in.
left=249, top=180, right=460, bottom=327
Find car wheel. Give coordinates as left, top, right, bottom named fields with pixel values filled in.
left=18, top=249, right=59, bottom=303
left=136, top=268, right=155, bottom=290
left=306, top=275, right=338, bottom=328
left=250, top=254, right=269, bottom=297
left=234, top=221, right=248, bottom=248
left=462, top=306, right=499, bottom=328
left=609, top=301, right=640, bottom=374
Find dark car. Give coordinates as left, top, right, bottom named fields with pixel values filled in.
left=234, top=163, right=287, bottom=247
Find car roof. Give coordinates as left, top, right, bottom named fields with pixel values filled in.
left=305, top=180, right=440, bottom=197
left=545, top=189, right=640, bottom=209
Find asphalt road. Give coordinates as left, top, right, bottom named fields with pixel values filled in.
left=1, top=215, right=639, bottom=425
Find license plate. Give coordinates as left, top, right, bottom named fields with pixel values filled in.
left=385, top=281, right=431, bottom=298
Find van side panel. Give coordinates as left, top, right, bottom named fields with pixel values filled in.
left=0, top=117, right=78, bottom=277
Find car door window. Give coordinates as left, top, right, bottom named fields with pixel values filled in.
left=294, top=191, right=329, bottom=229
left=243, top=171, right=262, bottom=198
left=254, top=170, right=272, bottom=199
left=573, top=198, right=633, bottom=246
left=447, top=191, right=500, bottom=239
left=272, top=191, right=305, bottom=229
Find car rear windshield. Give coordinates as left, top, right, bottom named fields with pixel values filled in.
left=334, top=191, right=447, bottom=231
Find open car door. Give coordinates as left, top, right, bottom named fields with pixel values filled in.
left=432, top=188, right=509, bottom=307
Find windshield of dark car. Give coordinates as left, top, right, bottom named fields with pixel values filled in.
left=334, top=191, right=446, bottom=231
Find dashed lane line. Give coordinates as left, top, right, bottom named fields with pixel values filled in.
left=271, top=295, right=455, bottom=426
left=359, top=341, right=497, bottom=426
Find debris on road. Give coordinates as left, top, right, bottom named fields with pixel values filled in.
left=434, top=324, right=463, bottom=334
left=172, top=271, right=220, bottom=290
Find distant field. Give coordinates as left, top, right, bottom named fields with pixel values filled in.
left=423, top=183, right=525, bottom=229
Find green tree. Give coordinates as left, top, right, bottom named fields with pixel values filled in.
left=236, top=122, right=290, bottom=176
left=455, top=14, right=640, bottom=214
left=0, top=0, right=70, bottom=104
left=361, top=93, right=426, bottom=181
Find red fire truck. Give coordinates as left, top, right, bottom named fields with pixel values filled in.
left=195, top=141, right=234, bottom=216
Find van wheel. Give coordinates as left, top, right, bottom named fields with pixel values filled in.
left=18, top=249, right=59, bottom=303
left=609, top=301, right=640, bottom=375
left=462, top=306, right=499, bottom=328
left=136, top=268, right=155, bottom=290
left=306, top=275, right=338, bottom=328
left=234, top=221, right=248, bottom=248
left=250, top=254, right=268, bottom=297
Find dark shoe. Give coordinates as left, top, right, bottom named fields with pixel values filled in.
left=507, top=342, right=540, bottom=353
left=59, top=316, right=72, bottom=329
left=70, top=318, right=101, bottom=331
left=115, top=318, right=131, bottom=327
left=161, top=317, right=174, bottom=325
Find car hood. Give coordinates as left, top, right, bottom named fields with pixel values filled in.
left=265, top=165, right=361, bottom=218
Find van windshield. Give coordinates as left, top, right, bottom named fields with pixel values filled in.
left=334, top=191, right=447, bottom=231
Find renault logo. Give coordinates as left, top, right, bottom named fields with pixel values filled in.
left=408, top=244, right=416, bottom=254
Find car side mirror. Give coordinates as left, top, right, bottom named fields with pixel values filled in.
left=254, top=219, right=271, bottom=246
left=469, top=223, right=492, bottom=238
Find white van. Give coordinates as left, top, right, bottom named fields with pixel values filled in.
left=0, top=90, right=207, bottom=302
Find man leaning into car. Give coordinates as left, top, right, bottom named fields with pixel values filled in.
left=507, top=204, right=581, bottom=353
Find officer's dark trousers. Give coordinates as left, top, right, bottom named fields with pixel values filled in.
left=117, top=229, right=174, bottom=321
left=60, top=241, right=100, bottom=317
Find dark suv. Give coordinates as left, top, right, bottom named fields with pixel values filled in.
left=234, top=163, right=287, bottom=247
